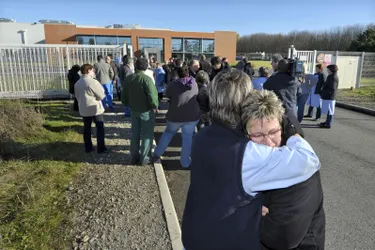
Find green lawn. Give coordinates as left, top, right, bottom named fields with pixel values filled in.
left=0, top=100, right=84, bottom=250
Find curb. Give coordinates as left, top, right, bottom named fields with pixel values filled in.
left=336, top=102, right=375, bottom=116
left=152, top=140, right=183, bottom=250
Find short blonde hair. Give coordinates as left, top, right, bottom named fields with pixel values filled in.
left=241, top=90, right=285, bottom=132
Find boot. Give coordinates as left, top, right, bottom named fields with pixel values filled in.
left=304, top=106, right=313, bottom=118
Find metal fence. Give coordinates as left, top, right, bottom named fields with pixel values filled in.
left=0, top=44, right=123, bottom=99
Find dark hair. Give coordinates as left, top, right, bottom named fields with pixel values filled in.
left=277, top=59, right=290, bottom=73
left=107, top=54, right=113, bottom=59
left=97, top=55, right=103, bottom=61
left=80, top=64, right=93, bottom=74
left=177, top=66, right=189, bottom=78
left=315, top=64, right=324, bottom=70
left=272, top=53, right=283, bottom=64
left=222, top=57, right=227, bottom=61
left=199, top=54, right=206, bottom=60
left=211, top=56, right=221, bottom=66
left=70, top=64, right=80, bottom=73
left=135, top=58, right=149, bottom=71
left=327, top=64, right=338, bottom=73
left=122, top=55, right=128, bottom=63
left=259, top=67, right=269, bottom=77
left=174, top=58, right=183, bottom=67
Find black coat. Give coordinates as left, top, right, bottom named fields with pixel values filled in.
left=199, top=60, right=211, bottom=75
left=314, top=72, right=328, bottom=95
left=263, top=73, right=300, bottom=114
left=209, top=63, right=231, bottom=81
left=321, top=73, right=339, bottom=100
left=68, top=71, right=80, bottom=94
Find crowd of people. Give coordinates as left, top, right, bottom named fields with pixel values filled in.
left=67, top=52, right=340, bottom=249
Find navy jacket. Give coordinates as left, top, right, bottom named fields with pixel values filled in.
left=182, top=123, right=263, bottom=250
left=321, top=73, right=339, bottom=100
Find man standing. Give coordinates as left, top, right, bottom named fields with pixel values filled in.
left=168, top=58, right=183, bottom=83
left=122, top=58, right=159, bottom=165
left=210, top=56, right=231, bottom=81
left=106, top=54, right=119, bottom=103
left=199, top=54, right=211, bottom=75
left=119, top=56, right=134, bottom=117
left=271, top=53, right=283, bottom=75
left=154, top=62, right=166, bottom=103
left=188, top=60, right=200, bottom=78
left=94, top=55, right=114, bottom=110
left=74, top=64, right=107, bottom=154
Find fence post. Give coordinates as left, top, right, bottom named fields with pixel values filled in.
left=66, top=47, right=71, bottom=71
left=356, top=52, right=365, bottom=89
left=313, top=50, right=317, bottom=70
left=57, top=46, right=63, bottom=90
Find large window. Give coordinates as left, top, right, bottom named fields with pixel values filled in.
left=76, top=35, right=132, bottom=45
left=171, top=38, right=214, bottom=61
left=138, top=38, right=164, bottom=61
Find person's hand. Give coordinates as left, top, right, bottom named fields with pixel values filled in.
left=113, top=80, right=116, bottom=84
left=153, top=108, right=159, bottom=113
left=262, top=206, right=269, bottom=216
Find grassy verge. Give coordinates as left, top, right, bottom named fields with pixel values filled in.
left=0, top=100, right=83, bottom=250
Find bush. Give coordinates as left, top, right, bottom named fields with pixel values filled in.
left=0, top=100, right=44, bottom=156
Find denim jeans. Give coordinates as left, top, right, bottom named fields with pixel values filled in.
left=297, top=94, right=309, bottom=122
left=130, top=110, right=155, bottom=165
left=154, top=120, right=199, bottom=168
left=102, top=83, right=113, bottom=109
left=83, top=114, right=105, bottom=153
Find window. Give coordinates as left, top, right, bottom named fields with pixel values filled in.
left=184, top=39, right=201, bottom=53
left=76, top=35, right=132, bottom=45
left=202, top=39, right=214, bottom=53
left=172, top=38, right=183, bottom=52
left=77, top=35, right=95, bottom=45
left=171, top=38, right=214, bottom=61
left=138, top=38, right=164, bottom=61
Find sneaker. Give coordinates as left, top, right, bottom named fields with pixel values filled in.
left=152, top=155, right=161, bottom=163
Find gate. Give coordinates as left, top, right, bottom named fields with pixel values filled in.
left=0, top=44, right=124, bottom=99
left=288, top=46, right=317, bottom=74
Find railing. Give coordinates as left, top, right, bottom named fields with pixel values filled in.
left=0, top=44, right=123, bottom=99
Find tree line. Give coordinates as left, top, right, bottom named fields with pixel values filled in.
left=237, top=24, right=375, bottom=53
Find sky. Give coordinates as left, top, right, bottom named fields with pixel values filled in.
left=0, top=0, right=374, bottom=35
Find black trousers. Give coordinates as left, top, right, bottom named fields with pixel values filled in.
left=73, top=98, right=79, bottom=111
left=83, top=114, right=105, bottom=153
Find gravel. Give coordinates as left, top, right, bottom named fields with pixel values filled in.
left=68, top=112, right=171, bottom=250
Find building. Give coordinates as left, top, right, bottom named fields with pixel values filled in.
left=0, top=21, right=238, bottom=62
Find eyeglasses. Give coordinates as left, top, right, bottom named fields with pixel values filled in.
left=248, top=128, right=282, bottom=142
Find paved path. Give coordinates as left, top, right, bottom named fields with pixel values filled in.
left=154, top=104, right=375, bottom=250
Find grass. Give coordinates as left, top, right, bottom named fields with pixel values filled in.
left=338, top=77, right=375, bottom=100
left=0, top=100, right=84, bottom=250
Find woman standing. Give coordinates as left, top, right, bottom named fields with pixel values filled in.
left=68, top=65, right=81, bottom=111
left=153, top=66, right=200, bottom=168
left=305, top=64, right=327, bottom=120
left=319, top=64, right=339, bottom=129
left=195, top=70, right=210, bottom=130
left=252, top=66, right=269, bottom=90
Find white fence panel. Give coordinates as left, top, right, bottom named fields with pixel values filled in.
left=0, top=44, right=123, bottom=99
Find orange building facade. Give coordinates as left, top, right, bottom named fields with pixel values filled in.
left=43, top=24, right=237, bottom=62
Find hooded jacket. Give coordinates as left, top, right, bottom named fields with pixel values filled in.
left=166, top=77, right=200, bottom=122
left=263, top=73, right=300, bottom=114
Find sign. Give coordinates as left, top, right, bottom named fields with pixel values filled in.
left=317, top=53, right=325, bottom=63
left=299, top=55, right=307, bottom=61
left=323, top=54, right=332, bottom=66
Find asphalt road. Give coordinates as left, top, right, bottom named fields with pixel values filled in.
left=154, top=103, right=375, bottom=250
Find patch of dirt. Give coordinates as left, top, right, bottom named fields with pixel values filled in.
left=68, top=112, right=171, bottom=250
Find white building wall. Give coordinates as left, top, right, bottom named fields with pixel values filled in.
left=0, top=23, right=46, bottom=44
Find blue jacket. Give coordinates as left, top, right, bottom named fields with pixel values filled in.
left=154, top=67, right=165, bottom=93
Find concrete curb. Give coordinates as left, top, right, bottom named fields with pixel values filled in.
left=336, top=102, right=375, bottom=116
left=152, top=140, right=183, bottom=250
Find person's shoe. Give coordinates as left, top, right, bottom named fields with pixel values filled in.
left=319, top=123, right=331, bottom=129
left=130, top=155, right=140, bottom=165
left=313, top=117, right=320, bottom=121
left=304, top=115, right=312, bottom=118
left=141, top=160, right=152, bottom=166
left=98, top=147, right=109, bottom=154
left=152, top=154, right=161, bottom=163
left=85, top=148, right=94, bottom=153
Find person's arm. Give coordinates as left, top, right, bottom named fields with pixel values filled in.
left=144, top=76, right=159, bottom=109
left=242, top=136, right=320, bottom=196
left=121, top=76, right=130, bottom=106
left=108, top=65, right=114, bottom=81
left=90, top=80, right=105, bottom=101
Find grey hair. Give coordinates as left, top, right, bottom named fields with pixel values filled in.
left=208, top=70, right=252, bottom=129
left=272, top=53, right=283, bottom=63
left=195, top=70, right=209, bottom=85
left=241, top=90, right=285, bottom=133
